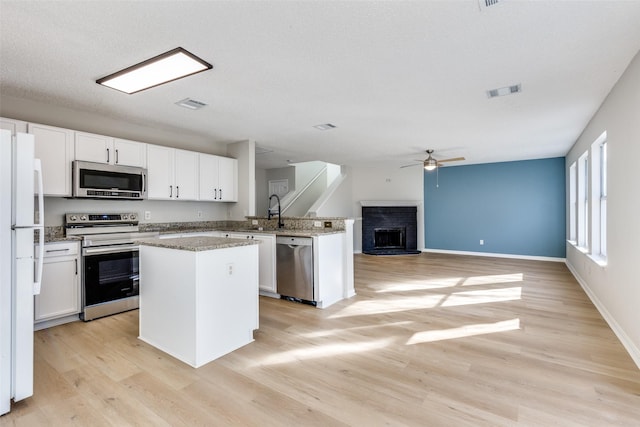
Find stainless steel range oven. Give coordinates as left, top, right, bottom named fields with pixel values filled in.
left=65, top=212, right=158, bottom=321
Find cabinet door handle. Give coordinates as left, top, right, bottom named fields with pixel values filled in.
left=115, top=149, right=119, bottom=164
left=169, top=185, right=173, bottom=198
left=219, top=188, right=222, bottom=200
left=214, top=188, right=218, bottom=200
left=106, top=148, right=110, bottom=163
left=176, top=186, right=180, bottom=199
left=46, top=248, right=70, bottom=253
left=75, top=258, right=78, bottom=275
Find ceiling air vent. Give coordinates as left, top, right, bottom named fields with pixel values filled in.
left=313, top=123, right=337, bottom=131
left=175, top=98, right=207, bottom=110
left=486, top=84, right=521, bottom=98
left=485, top=0, right=499, bottom=6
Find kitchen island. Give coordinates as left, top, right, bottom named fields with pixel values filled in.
left=136, top=236, right=260, bottom=368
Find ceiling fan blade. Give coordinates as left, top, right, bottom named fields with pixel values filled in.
left=436, top=156, right=465, bottom=163
left=400, top=163, right=422, bottom=169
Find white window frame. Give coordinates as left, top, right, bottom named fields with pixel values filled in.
left=568, top=162, right=577, bottom=242
left=600, top=140, right=607, bottom=258
left=589, top=132, right=607, bottom=262
left=577, top=151, right=589, bottom=250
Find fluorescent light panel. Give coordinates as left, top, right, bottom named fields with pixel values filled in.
left=97, top=47, right=212, bottom=94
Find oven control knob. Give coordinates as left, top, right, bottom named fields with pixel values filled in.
left=69, top=215, right=77, bottom=222
left=122, top=214, right=129, bottom=220
left=129, top=213, right=137, bottom=220
left=80, top=215, right=87, bottom=221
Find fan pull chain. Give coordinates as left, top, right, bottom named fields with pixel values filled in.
left=436, top=165, right=439, bottom=188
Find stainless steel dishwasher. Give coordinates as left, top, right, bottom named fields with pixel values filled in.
left=276, top=236, right=315, bottom=304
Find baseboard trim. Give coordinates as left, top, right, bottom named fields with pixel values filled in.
left=565, top=261, right=640, bottom=370
left=423, top=248, right=566, bottom=263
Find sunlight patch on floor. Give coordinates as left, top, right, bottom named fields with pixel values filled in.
left=440, top=286, right=522, bottom=307
left=250, top=338, right=394, bottom=366
left=462, top=273, right=524, bottom=286
left=373, top=277, right=464, bottom=293
left=406, top=318, right=521, bottom=344
left=330, top=287, right=522, bottom=318
left=329, top=294, right=448, bottom=318
left=300, top=321, right=414, bottom=338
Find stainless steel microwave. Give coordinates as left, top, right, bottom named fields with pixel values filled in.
left=72, top=160, right=147, bottom=200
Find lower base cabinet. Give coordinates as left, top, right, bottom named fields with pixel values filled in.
left=223, top=232, right=277, bottom=295
left=35, top=241, right=80, bottom=328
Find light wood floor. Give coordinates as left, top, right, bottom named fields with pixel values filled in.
left=2, top=253, right=640, bottom=426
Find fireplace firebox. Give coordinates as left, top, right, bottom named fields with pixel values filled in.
left=362, top=206, right=420, bottom=255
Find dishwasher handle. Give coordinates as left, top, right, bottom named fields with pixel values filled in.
left=276, top=236, right=312, bottom=246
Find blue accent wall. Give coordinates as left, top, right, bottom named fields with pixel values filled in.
left=424, top=157, right=566, bottom=258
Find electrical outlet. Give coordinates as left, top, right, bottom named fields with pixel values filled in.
left=480, top=239, right=484, bottom=245
left=226, top=263, right=234, bottom=276
left=252, top=219, right=259, bottom=225
left=144, top=211, right=151, bottom=220
left=313, top=221, right=322, bottom=227
left=197, top=211, right=203, bottom=218
left=324, top=221, right=332, bottom=228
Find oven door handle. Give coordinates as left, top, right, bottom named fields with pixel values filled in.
left=83, top=244, right=139, bottom=255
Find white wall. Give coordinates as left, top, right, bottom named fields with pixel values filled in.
left=227, top=140, right=255, bottom=220
left=313, top=166, right=353, bottom=218
left=565, top=50, right=640, bottom=367
left=350, top=165, right=425, bottom=253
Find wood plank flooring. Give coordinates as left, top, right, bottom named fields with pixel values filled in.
left=2, top=253, right=640, bottom=426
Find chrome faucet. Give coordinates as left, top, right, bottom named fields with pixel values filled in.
left=268, top=194, right=284, bottom=228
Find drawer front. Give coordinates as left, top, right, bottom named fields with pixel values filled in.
left=38, top=241, right=79, bottom=258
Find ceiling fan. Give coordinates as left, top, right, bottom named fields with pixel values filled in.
left=400, top=149, right=465, bottom=171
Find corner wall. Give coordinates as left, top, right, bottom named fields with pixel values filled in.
left=565, top=50, right=640, bottom=367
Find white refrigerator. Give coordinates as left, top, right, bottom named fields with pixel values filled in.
left=0, top=129, right=44, bottom=415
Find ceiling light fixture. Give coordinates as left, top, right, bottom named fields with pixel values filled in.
left=486, top=84, right=522, bottom=98
left=313, top=123, right=337, bottom=131
left=96, top=47, right=212, bottom=94
left=423, top=154, right=437, bottom=171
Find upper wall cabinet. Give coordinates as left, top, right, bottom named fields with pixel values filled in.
left=0, top=117, right=28, bottom=134
left=147, top=144, right=198, bottom=201
left=199, top=154, right=238, bottom=202
left=75, top=131, right=146, bottom=167
left=27, top=123, right=74, bottom=197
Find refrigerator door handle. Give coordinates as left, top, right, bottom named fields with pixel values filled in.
left=33, top=158, right=44, bottom=295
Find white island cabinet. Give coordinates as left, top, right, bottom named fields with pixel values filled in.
left=137, top=236, right=259, bottom=368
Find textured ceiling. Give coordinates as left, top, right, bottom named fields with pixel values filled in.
left=1, top=1, right=640, bottom=169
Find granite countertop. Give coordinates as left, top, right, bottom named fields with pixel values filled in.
left=136, top=236, right=261, bottom=252
left=214, top=228, right=345, bottom=237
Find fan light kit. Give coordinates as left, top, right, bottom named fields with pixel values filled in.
left=96, top=47, right=212, bottom=94
left=401, top=149, right=465, bottom=171
left=423, top=150, right=437, bottom=171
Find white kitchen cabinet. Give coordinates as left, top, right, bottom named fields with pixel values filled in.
left=224, top=232, right=276, bottom=295
left=75, top=131, right=146, bottom=167
left=199, top=153, right=237, bottom=202
left=0, top=117, right=28, bottom=134
left=28, top=123, right=74, bottom=197
left=147, top=144, right=198, bottom=201
left=174, top=149, right=198, bottom=200
left=34, top=241, right=80, bottom=329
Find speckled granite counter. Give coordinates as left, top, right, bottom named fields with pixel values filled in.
left=136, top=236, right=260, bottom=252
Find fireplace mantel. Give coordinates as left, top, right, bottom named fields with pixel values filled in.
left=359, top=200, right=421, bottom=207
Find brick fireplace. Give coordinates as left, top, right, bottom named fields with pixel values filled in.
left=361, top=206, right=420, bottom=255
